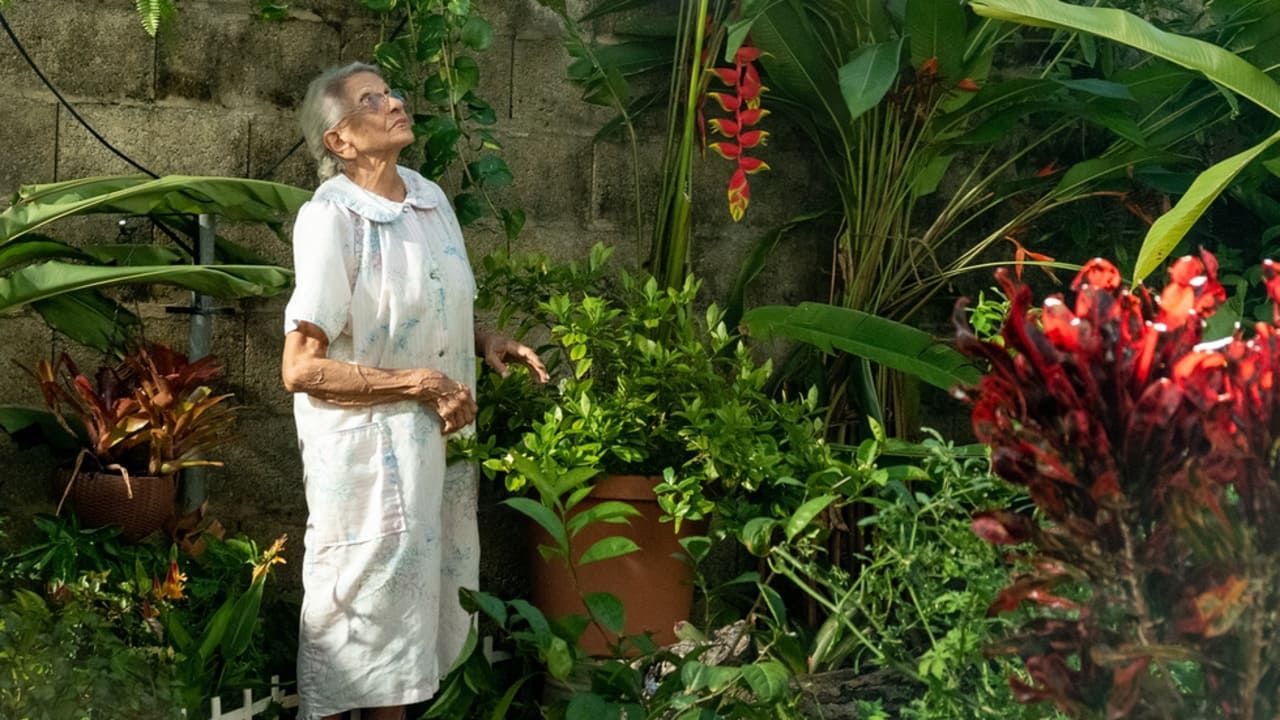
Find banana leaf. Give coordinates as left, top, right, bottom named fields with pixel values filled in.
left=0, top=262, right=293, bottom=312
left=32, top=290, right=138, bottom=353
left=968, top=0, right=1280, bottom=115
left=968, top=0, right=1280, bottom=282
left=0, top=407, right=82, bottom=453
left=741, top=303, right=981, bottom=391
left=1, top=175, right=312, bottom=244
left=0, top=235, right=90, bottom=272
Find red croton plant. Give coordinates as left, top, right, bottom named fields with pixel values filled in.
left=956, top=251, right=1280, bottom=719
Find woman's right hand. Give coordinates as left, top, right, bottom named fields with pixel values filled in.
left=416, top=372, right=477, bottom=434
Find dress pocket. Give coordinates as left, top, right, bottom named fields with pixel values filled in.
left=302, top=421, right=407, bottom=547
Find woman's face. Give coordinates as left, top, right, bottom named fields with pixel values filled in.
left=324, top=72, right=415, bottom=164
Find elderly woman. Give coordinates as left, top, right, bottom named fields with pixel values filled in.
left=280, top=62, right=547, bottom=720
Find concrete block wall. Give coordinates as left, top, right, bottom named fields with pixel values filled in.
left=0, top=0, right=829, bottom=592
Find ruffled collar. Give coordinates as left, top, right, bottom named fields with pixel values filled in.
left=312, top=166, right=440, bottom=222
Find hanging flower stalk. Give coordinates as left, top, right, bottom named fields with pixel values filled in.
left=707, top=43, right=770, bottom=222
left=956, top=252, right=1280, bottom=718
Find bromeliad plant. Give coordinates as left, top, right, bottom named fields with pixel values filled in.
left=957, top=252, right=1280, bottom=718
left=18, top=342, right=235, bottom=502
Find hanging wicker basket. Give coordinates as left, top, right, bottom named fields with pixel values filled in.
left=57, top=469, right=177, bottom=542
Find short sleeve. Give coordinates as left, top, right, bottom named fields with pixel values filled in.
left=283, top=200, right=357, bottom=342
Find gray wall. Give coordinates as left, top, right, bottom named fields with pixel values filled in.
left=0, top=0, right=828, bottom=590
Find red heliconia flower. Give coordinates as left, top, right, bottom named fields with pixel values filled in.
left=956, top=77, right=981, bottom=92
left=956, top=250, right=1280, bottom=715
left=708, top=142, right=742, bottom=160
left=737, top=129, right=767, bottom=149
left=706, top=38, right=770, bottom=222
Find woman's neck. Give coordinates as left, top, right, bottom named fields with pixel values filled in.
left=343, top=156, right=406, bottom=201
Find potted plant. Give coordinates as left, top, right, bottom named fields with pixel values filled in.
left=20, top=342, right=235, bottom=541
left=469, top=246, right=836, bottom=655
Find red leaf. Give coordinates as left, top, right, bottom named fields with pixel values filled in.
left=971, top=510, right=1036, bottom=545
left=1072, top=258, right=1122, bottom=291
left=1106, top=657, right=1150, bottom=719
left=1175, top=575, right=1248, bottom=638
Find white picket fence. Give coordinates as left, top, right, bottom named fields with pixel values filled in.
left=179, top=675, right=298, bottom=720
left=192, top=638, right=509, bottom=719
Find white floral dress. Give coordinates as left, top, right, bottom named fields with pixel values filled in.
left=283, top=166, right=478, bottom=719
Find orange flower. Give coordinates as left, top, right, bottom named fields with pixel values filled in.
left=153, top=561, right=187, bottom=601
left=252, top=534, right=288, bottom=585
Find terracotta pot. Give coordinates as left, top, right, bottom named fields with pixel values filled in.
left=58, top=470, right=177, bottom=542
left=529, top=474, right=706, bottom=656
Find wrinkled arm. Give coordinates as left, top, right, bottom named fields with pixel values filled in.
left=282, top=321, right=455, bottom=406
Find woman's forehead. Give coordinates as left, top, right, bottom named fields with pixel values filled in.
left=343, top=72, right=387, bottom=97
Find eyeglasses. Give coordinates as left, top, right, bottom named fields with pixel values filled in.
left=344, top=88, right=406, bottom=119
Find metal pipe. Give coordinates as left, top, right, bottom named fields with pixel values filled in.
left=180, top=213, right=217, bottom=512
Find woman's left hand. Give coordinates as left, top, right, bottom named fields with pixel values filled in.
left=477, top=332, right=549, bottom=384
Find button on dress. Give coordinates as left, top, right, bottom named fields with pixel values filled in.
left=283, top=166, right=478, bottom=719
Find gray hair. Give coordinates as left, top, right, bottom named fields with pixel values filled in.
left=299, top=62, right=381, bottom=182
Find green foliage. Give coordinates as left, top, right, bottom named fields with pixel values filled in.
left=738, top=426, right=1057, bottom=717
left=476, top=248, right=840, bottom=533
left=0, top=174, right=306, bottom=352
left=968, top=0, right=1280, bottom=283
left=741, top=302, right=982, bottom=392
left=134, top=0, right=176, bottom=37
left=0, top=514, right=295, bottom=719
left=0, top=586, right=183, bottom=719
left=361, top=0, right=525, bottom=241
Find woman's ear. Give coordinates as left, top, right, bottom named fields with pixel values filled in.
left=323, top=127, right=357, bottom=161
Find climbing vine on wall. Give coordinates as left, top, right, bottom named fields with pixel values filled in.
left=363, top=0, right=526, bottom=243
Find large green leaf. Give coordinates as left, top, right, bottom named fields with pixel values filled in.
left=1050, top=148, right=1174, bottom=197
left=839, top=38, right=904, bottom=123
left=752, top=1, right=849, bottom=129
left=741, top=303, right=981, bottom=390
left=907, top=0, right=967, bottom=78
left=32, top=290, right=138, bottom=353
left=220, top=576, right=265, bottom=660
left=577, top=535, right=640, bottom=566
left=0, top=262, right=293, bottom=312
left=1135, top=127, right=1280, bottom=280
left=583, top=591, right=625, bottom=634
left=967, top=0, right=1280, bottom=117
left=0, top=235, right=89, bottom=271
left=1, top=175, right=311, bottom=244
left=723, top=211, right=828, bottom=331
